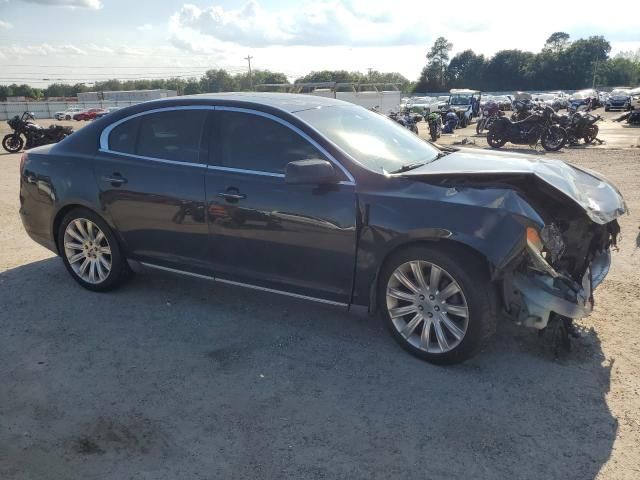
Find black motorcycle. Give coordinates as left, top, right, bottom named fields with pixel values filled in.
left=555, top=111, right=601, bottom=145
left=511, top=99, right=534, bottom=122
left=487, top=105, right=567, bottom=151
left=426, top=111, right=442, bottom=141
left=613, top=110, right=640, bottom=126
left=2, top=112, right=73, bottom=153
left=389, top=110, right=422, bottom=135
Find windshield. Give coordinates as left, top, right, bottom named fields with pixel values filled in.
left=610, top=89, right=630, bottom=96
left=449, top=94, right=471, bottom=105
left=296, top=105, right=440, bottom=173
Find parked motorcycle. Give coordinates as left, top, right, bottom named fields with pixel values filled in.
left=487, top=105, right=567, bottom=151
left=613, top=110, right=640, bottom=126
left=426, top=111, right=442, bottom=141
left=2, top=112, right=73, bottom=153
left=389, top=110, right=422, bottom=134
left=442, top=110, right=459, bottom=134
left=511, top=99, right=534, bottom=122
left=476, top=102, right=504, bottom=134
left=555, top=110, right=601, bottom=145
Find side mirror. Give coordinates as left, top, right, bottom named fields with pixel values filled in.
left=285, top=159, right=337, bottom=185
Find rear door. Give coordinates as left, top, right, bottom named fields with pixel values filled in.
left=94, top=107, right=211, bottom=271
left=204, top=108, right=358, bottom=304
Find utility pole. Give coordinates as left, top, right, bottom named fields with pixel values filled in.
left=592, top=59, right=599, bottom=89
left=244, top=55, right=254, bottom=91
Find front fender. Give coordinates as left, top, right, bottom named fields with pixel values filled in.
left=351, top=181, right=544, bottom=308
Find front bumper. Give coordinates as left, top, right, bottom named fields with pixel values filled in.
left=512, top=249, right=611, bottom=329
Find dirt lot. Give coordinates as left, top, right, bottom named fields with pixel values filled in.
left=1, top=112, right=639, bottom=479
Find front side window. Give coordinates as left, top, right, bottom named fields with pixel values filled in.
left=215, top=111, right=327, bottom=174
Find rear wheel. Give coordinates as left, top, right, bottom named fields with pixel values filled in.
left=541, top=126, right=567, bottom=151
left=58, top=208, right=130, bottom=292
left=2, top=134, right=24, bottom=153
left=378, top=245, right=496, bottom=365
left=476, top=118, right=485, bottom=134
left=486, top=129, right=507, bottom=148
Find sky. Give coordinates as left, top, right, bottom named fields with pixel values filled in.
left=0, top=0, right=638, bottom=87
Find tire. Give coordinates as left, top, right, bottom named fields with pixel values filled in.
left=583, top=125, right=599, bottom=144
left=429, top=125, right=438, bottom=142
left=378, top=244, right=496, bottom=365
left=541, top=126, right=567, bottom=151
left=65, top=115, right=71, bottom=120
left=2, top=134, right=24, bottom=153
left=57, top=208, right=130, bottom=292
left=476, top=118, right=485, bottom=134
left=604, top=107, right=609, bottom=112
left=486, top=129, right=507, bottom=148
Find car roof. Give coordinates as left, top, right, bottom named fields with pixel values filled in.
left=156, top=92, right=351, bottom=113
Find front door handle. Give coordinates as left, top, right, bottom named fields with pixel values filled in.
left=217, top=192, right=246, bottom=201
left=102, top=173, right=128, bottom=186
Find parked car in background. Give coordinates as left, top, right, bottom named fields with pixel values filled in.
left=18, top=93, right=625, bottom=365
left=54, top=107, right=83, bottom=121
left=569, top=89, right=597, bottom=110
left=73, top=108, right=106, bottom=121
left=94, top=107, right=121, bottom=120
left=494, top=95, right=513, bottom=111
left=630, top=87, right=640, bottom=110
left=605, top=88, right=632, bottom=111
left=448, top=89, right=481, bottom=127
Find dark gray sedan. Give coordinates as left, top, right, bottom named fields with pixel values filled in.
left=19, top=93, right=625, bottom=364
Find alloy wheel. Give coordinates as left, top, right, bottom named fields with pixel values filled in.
left=386, top=260, right=469, bottom=354
left=63, top=218, right=112, bottom=284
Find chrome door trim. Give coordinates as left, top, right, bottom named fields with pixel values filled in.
left=97, top=149, right=208, bottom=169
left=207, top=165, right=284, bottom=178
left=140, top=262, right=349, bottom=308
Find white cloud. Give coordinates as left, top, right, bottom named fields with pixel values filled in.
left=18, top=0, right=102, bottom=8
left=136, top=24, right=152, bottom=32
left=171, top=1, right=429, bottom=48
left=0, top=19, right=12, bottom=28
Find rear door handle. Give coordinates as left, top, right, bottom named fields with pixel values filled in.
left=217, top=192, right=246, bottom=201
left=102, top=174, right=128, bottom=186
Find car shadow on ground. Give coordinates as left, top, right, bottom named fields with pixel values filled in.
left=0, top=258, right=617, bottom=480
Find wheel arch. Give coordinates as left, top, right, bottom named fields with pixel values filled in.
left=367, top=237, right=495, bottom=315
left=52, top=202, right=118, bottom=255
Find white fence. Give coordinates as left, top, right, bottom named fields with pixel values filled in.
left=0, top=100, right=142, bottom=121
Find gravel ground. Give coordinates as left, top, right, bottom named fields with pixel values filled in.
left=0, top=113, right=639, bottom=479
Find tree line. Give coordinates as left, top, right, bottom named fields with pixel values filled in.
left=416, top=33, right=640, bottom=92
left=1, top=32, right=638, bottom=100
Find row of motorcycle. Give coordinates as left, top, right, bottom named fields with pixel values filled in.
left=2, top=112, right=73, bottom=153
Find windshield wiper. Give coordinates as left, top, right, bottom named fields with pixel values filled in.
left=390, top=152, right=449, bottom=174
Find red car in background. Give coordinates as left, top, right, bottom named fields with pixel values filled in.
left=73, top=108, right=106, bottom=121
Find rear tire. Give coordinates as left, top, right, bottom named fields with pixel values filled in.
left=583, top=125, right=599, bottom=144
left=57, top=208, right=130, bottom=292
left=476, top=119, right=485, bottom=134
left=378, top=244, right=496, bottom=365
left=486, top=129, right=507, bottom=148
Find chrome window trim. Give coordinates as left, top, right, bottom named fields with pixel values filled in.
left=99, top=104, right=356, bottom=185
left=97, top=149, right=207, bottom=169
left=140, top=262, right=348, bottom=307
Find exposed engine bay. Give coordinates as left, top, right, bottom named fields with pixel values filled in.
left=401, top=151, right=626, bottom=331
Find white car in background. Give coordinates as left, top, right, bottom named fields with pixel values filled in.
left=629, top=87, right=640, bottom=109
left=54, top=107, right=83, bottom=121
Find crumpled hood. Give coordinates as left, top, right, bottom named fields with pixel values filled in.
left=401, top=148, right=627, bottom=224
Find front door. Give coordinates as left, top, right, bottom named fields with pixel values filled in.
left=204, top=108, right=357, bottom=304
left=94, top=108, right=210, bottom=271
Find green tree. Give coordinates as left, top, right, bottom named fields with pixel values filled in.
left=415, top=37, right=453, bottom=92
left=200, top=69, right=236, bottom=92
left=544, top=32, right=570, bottom=54
left=446, top=50, right=486, bottom=89
left=294, top=70, right=363, bottom=84
left=183, top=79, right=202, bottom=95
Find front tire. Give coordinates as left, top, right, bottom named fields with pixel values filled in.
left=378, top=244, right=496, bottom=365
left=541, top=126, right=567, bottom=151
left=583, top=125, right=599, bottom=144
left=58, top=208, right=129, bottom=292
left=2, top=134, right=24, bottom=153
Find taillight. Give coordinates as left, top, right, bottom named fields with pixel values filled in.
left=20, top=152, right=28, bottom=173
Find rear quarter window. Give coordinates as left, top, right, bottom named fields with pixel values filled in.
left=108, top=117, right=139, bottom=154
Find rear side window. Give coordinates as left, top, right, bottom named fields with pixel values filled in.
left=215, top=111, right=326, bottom=174
left=108, top=118, right=138, bottom=154
left=136, top=110, right=206, bottom=164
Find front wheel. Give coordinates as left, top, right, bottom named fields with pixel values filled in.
left=378, top=244, right=496, bottom=365
left=486, top=129, right=507, bottom=148
left=583, top=125, right=599, bottom=144
left=429, top=125, right=438, bottom=142
left=58, top=208, right=130, bottom=292
left=541, top=126, right=567, bottom=151
left=2, top=134, right=24, bottom=153
left=476, top=118, right=485, bottom=134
